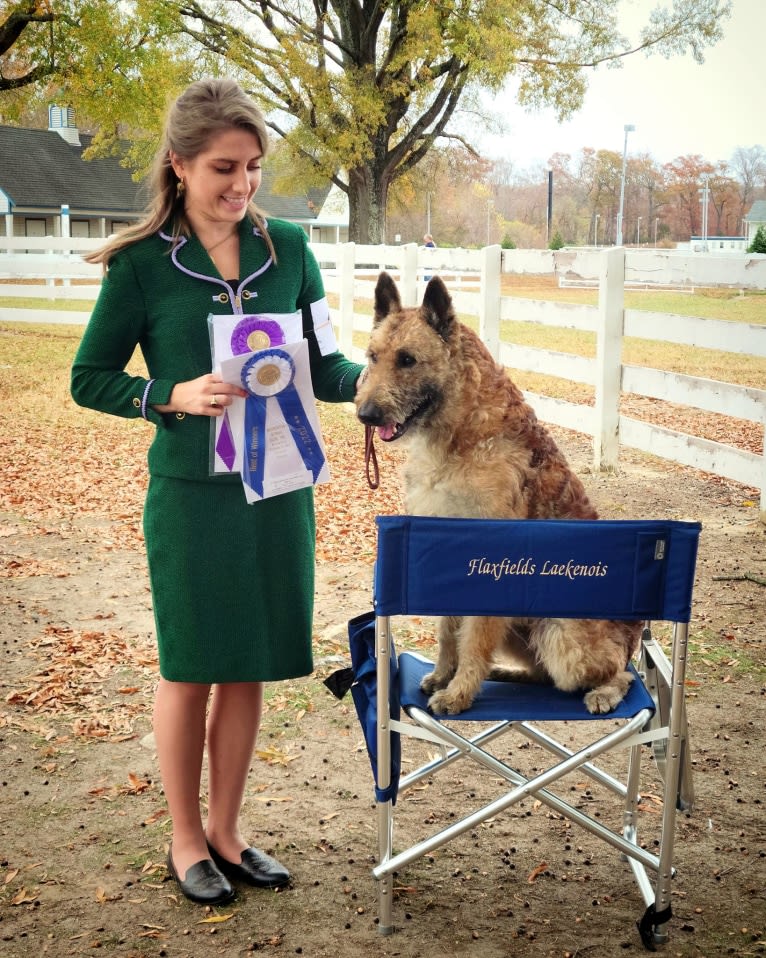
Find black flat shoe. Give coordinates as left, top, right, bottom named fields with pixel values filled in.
left=166, top=848, right=235, bottom=905
left=207, top=842, right=290, bottom=889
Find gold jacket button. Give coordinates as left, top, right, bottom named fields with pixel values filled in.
left=132, top=397, right=141, bottom=408
left=175, top=412, right=186, bottom=420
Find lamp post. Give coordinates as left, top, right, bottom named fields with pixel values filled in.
left=486, top=198, right=493, bottom=246
left=616, top=123, right=635, bottom=246
left=636, top=216, right=642, bottom=246
left=654, top=217, right=659, bottom=246
left=699, top=174, right=710, bottom=251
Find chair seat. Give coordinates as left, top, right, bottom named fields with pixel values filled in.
left=399, top=651, right=655, bottom=722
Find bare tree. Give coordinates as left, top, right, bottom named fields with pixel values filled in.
left=730, top=145, right=766, bottom=228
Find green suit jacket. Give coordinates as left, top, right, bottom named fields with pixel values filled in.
left=71, top=215, right=362, bottom=481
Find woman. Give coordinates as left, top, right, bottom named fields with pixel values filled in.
left=71, top=78, right=365, bottom=905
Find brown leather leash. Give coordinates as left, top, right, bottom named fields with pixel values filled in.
left=364, top=424, right=380, bottom=489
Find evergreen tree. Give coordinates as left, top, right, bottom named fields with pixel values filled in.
left=747, top=225, right=766, bottom=254
left=548, top=231, right=565, bottom=251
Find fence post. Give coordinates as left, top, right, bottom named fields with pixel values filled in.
left=593, top=247, right=625, bottom=471
left=4, top=207, right=14, bottom=253
left=337, top=242, right=356, bottom=356
left=479, top=244, right=502, bottom=360
left=759, top=425, right=766, bottom=525
left=61, top=204, right=72, bottom=287
left=400, top=243, right=419, bottom=306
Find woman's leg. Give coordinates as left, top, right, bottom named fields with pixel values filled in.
left=205, top=681, right=264, bottom=861
left=153, top=678, right=211, bottom=878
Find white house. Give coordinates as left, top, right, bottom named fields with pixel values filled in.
left=744, top=200, right=766, bottom=247
left=0, top=107, right=347, bottom=242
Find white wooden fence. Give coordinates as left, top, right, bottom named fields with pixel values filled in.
left=2, top=237, right=764, bottom=521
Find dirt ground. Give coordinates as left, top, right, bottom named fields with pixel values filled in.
left=1, top=423, right=765, bottom=958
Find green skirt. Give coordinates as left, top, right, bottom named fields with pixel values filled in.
left=143, top=475, right=316, bottom=683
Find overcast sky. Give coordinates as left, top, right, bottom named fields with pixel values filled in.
left=478, top=0, right=762, bottom=171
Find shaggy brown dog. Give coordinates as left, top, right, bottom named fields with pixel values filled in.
left=356, top=272, right=640, bottom=716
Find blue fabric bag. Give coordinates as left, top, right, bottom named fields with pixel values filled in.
left=324, top=611, right=401, bottom=804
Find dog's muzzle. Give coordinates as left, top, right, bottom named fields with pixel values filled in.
left=357, top=394, right=435, bottom=442
left=356, top=401, right=402, bottom=442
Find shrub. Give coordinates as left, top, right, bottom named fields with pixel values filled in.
left=747, top=225, right=766, bottom=254
left=548, top=231, right=565, bottom=251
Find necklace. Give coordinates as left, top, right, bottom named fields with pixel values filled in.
left=202, top=230, right=238, bottom=255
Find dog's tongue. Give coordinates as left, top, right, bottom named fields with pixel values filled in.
left=377, top=424, right=397, bottom=442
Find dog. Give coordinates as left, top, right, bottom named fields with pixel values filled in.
left=355, top=272, right=640, bottom=716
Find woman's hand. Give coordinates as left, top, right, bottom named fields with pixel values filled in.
left=154, top=373, right=248, bottom=417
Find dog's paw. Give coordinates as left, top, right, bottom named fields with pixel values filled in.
left=583, top=673, right=633, bottom=714
left=427, top=686, right=475, bottom=716
left=420, top=671, right=449, bottom=695
left=583, top=689, right=618, bottom=714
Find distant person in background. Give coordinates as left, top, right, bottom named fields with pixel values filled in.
left=423, top=233, right=436, bottom=280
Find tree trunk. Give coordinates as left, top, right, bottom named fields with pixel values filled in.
left=348, top=162, right=390, bottom=244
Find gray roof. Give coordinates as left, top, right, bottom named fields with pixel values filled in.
left=745, top=200, right=766, bottom=223
left=0, top=124, right=331, bottom=221
left=258, top=168, right=331, bottom=222
left=0, top=126, right=146, bottom=212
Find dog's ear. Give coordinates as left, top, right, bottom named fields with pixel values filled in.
left=373, top=272, right=402, bottom=325
left=421, top=277, right=455, bottom=340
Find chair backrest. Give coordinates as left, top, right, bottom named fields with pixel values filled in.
left=373, top=516, right=701, bottom=621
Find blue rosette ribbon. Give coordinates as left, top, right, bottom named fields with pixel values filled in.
left=240, top=348, right=325, bottom=498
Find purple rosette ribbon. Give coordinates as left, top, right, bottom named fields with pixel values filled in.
left=240, top=348, right=325, bottom=498
left=230, top=316, right=286, bottom=356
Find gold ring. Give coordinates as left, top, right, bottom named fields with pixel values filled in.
left=210, top=394, right=219, bottom=407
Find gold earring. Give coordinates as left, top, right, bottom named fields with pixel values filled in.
left=176, top=178, right=185, bottom=197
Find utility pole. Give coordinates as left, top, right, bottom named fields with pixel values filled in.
left=616, top=124, right=635, bottom=246
left=546, top=170, right=553, bottom=244
left=699, top=174, right=711, bottom=251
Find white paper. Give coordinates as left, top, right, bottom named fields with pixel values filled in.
left=310, top=297, right=339, bottom=356
left=217, top=339, right=330, bottom=502
left=209, top=311, right=303, bottom=475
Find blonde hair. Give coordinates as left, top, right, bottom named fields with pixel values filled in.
left=86, top=78, right=275, bottom=266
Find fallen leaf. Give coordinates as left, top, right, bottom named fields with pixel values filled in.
left=95, top=887, right=122, bottom=903
left=197, top=913, right=235, bottom=924
left=11, top=887, right=38, bottom=905
left=143, top=808, right=169, bottom=826
left=256, top=745, right=299, bottom=766
left=527, top=862, right=548, bottom=883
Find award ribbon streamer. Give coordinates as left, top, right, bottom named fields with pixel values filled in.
left=241, top=349, right=325, bottom=498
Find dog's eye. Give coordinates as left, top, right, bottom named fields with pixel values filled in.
left=368, top=351, right=378, bottom=365
left=396, top=351, right=416, bottom=369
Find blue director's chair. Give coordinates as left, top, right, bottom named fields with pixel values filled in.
left=346, top=515, right=701, bottom=950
